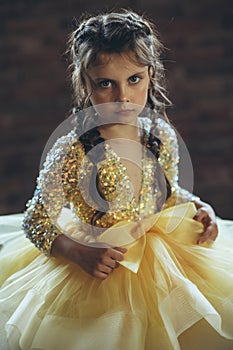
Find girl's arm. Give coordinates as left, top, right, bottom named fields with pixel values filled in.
left=192, top=199, right=218, bottom=244
left=23, top=133, right=126, bottom=279
left=157, top=118, right=197, bottom=207
left=22, top=132, right=76, bottom=256
left=157, top=118, right=218, bottom=244
left=51, top=234, right=126, bottom=279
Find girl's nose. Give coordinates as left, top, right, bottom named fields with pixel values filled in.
left=115, top=85, right=130, bottom=103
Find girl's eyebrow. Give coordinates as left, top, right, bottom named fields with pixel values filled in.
left=93, top=71, right=147, bottom=81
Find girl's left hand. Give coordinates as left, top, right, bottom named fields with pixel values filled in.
left=193, top=200, right=218, bottom=244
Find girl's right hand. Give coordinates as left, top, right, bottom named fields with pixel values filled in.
left=51, top=234, right=127, bottom=280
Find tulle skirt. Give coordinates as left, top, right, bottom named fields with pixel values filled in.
left=0, top=203, right=233, bottom=350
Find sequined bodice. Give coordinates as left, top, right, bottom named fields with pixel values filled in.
left=24, top=117, right=195, bottom=255
left=62, top=141, right=167, bottom=229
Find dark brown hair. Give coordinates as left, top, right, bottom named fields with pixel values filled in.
left=68, top=9, right=171, bottom=115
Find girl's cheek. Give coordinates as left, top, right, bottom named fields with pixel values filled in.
left=91, top=92, right=112, bottom=104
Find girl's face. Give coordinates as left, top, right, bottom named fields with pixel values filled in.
left=85, top=51, right=151, bottom=118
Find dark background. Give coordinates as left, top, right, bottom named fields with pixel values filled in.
left=1, top=0, right=232, bottom=218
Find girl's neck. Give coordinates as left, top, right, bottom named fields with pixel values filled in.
left=98, top=124, right=140, bottom=142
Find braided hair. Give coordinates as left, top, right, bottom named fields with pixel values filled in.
left=69, top=9, right=172, bottom=153
left=69, top=9, right=171, bottom=114
left=68, top=10, right=172, bottom=223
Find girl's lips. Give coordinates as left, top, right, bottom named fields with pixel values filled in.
left=115, top=109, right=135, bottom=115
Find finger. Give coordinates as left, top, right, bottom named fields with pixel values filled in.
left=114, top=247, right=128, bottom=254
left=110, top=247, right=128, bottom=262
left=197, top=230, right=211, bottom=244
left=93, top=270, right=109, bottom=280
left=194, top=210, right=207, bottom=222
left=197, top=223, right=218, bottom=244
left=105, top=248, right=125, bottom=261
left=115, top=262, right=120, bottom=269
left=102, top=256, right=117, bottom=269
left=206, top=222, right=218, bottom=239
left=97, top=263, right=113, bottom=275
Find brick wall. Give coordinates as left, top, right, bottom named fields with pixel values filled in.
left=1, top=0, right=232, bottom=218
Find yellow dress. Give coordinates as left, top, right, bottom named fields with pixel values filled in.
left=0, top=118, right=233, bottom=350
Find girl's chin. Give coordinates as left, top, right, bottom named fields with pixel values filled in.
left=97, top=111, right=140, bottom=127
left=93, top=103, right=145, bottom=123
left=98, top=123, right=139, bottom=138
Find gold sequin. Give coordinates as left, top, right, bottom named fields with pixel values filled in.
left=23, top=117, right=197, bottom=255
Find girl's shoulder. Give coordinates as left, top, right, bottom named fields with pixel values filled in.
left=42, top=130, right=83, bottom=164
left=139, top=113, right=177, bottom=141
left=38, top=130, right=84, bottom=186
left=153, top=117, right=177, bottom=143
left=148, top=117, right=180, bottom=185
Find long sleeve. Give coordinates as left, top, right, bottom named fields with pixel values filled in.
left=156, top=118, right=200, bottom=208
left=22, top=130, right=81, bottom=256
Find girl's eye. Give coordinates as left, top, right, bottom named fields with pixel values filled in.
left=98, top=80, right=112, bottom=88
left=129, top=75, right=140, bottom=84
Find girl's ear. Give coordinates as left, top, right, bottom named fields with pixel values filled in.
left=82, top=84, right=87, bottom=96
left=82, top=72, right=94, bottom=96
left=81, top=74, right=88, bottom=95
left=148, top=66, right=154, bottom=89
left=149, top=66, right=153, bottom=77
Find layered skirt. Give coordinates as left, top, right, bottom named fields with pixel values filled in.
left=0, top=203, right=233, bottom=350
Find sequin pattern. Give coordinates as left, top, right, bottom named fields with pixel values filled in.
left=156, top=118, right=199, bottom=207
left=23, top=131, right=78, bottom=255
left=23, top=118, right=197, bottom=255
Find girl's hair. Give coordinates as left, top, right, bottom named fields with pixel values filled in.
left=68, top=9, right=171, bottom=116
left=67, top=10, right=172, bottom=225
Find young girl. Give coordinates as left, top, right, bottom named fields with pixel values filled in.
left=0, top=10, right=233, bottom=350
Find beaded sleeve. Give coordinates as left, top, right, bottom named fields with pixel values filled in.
left=156, top=118, right=200, bottom=208
left=22, top=131, right=79, bottom=256
left=23, top=118, right=199, bottom=256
